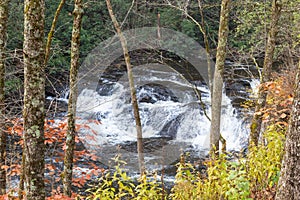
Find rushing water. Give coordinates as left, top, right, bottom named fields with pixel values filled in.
left=74, top=64, right=257, bottom=172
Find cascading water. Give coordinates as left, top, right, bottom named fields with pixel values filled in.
left=46, top=88, right=69, bottom=103
left=75, top=64, right=254, bottom=172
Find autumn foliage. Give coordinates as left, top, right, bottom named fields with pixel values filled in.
left=1, top=118, right=103, bottom=198
left=256, top=69, right=296, bottom=129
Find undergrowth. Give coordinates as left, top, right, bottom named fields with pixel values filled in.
left=85, top=125, right=285, bottom=200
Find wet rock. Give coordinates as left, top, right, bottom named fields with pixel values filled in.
left=225, top=80, right=251, bottom=92
left=97, top=82, right=116, bottom=96
left=120, top=137, right=172, bottom=154
left=137, top=83, right=179, bottom=104
left=231, top=97, right=247, bottom=107
left=223, top=63, right=259, bottom=114
left=159, top=114, right=183, bottom=139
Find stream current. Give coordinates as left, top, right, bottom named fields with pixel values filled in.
left=75, top=63, right=258, bottom=173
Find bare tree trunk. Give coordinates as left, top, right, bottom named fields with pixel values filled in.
left=0, top=0, right=9, bottom=195
left=63, top=0, right=83, bottom=196
left=275, top=60, right=300, bottom=200
left=18, top=152, right=25, bottom=199
left=23, top=0, right=46, bottom=198
left=45, top=0, right=66, bottom=65
left=106, top=0, right=145, bottom=175
left=250, top=0, right=282, bottom=146
left=164, top=0, right=227, bottom=150
left=210, top=0, right=230, bottom=157
left=157, top=12, right=161, bottom=39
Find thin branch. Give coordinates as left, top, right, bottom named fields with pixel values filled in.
left=45, top=0, right=66, bottom=66
left=121, top=0, right=135, bottom=28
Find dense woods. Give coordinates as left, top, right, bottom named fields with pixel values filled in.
left=0, top=0, right=299, bottom=199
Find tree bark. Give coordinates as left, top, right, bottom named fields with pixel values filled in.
left=0, top=0, right=9, bottom=195
left=106, top=0, right=145, bottom=175
left=23, top=0, right=46, bottom=199
left=18, top=1, right=66, bottom=197
left=209, top=0, right=230, bottom=156
left=275, top=60, right=300, bottom=200
left=63, top=0, right=83, bottom=196
left=250, top=0, right=282, bottom=146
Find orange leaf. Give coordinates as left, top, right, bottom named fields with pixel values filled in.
left=0, top=165, right=9, bottom=170
left=280, top=113, right=287, bottom=118
left=49, top=171, right=55, bottom=176
left=86, top=173, right=91, bottom=180
left=55, top=177, right=61, bottom=182
left=262, top=112, right=270, bottom=119
left=90, top=154, right=98, bottom=161
left=276, top=121, right=288, bottom=127
left=75, top=136, right=80, bottom=143
left=46, top=164, right=56, bottom=170
left=48, top=119, right=55, bottom=123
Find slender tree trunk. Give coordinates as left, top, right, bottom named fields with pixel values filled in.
left=106, top=0, right=145, bottom=175
left=165, top=0, right=227, bottom=149
left=157, top=13, right=161, bottom=39
left=0, top=0, right=9, bottom=195
left=275, top=60, right=300, bottom=200
left=18, top=152, right=25, bottom=199
left=250, top=0, right=282, bottom=146
left=23, top=0, right=46, bottom=199
left=45, top=0, right=66, bottom=65
left=210, top=0, right=230, bottom=157
left=63, top=0, right=83, bottom=196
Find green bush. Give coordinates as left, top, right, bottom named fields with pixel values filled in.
left=86, top=155, right=163, bottom=200
left=86, top=155, right=135, bottom=200
left=85, top=125, right=285, bottom=200
left=247, top=125, right=285, bottom=196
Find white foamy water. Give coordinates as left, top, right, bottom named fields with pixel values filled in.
left=74, top=64, right=255, bottom=171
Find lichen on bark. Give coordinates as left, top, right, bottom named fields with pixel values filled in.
left=23, top=0, right=46, bottom=199
left=210, top=0, right=230, bottom=156
left=62, top=0, right=84, bottom=196
left=276, top=60, right=300, bottom=200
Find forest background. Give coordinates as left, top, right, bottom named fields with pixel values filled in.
left=0, top=0, right=299, bottom=199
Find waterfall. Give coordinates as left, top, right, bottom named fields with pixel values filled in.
left=74, top=64, right=255, bottom=171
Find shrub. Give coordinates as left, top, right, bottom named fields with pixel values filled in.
left=247, top=125, right=285, bottom=198
left=85, top=125, right=285, bottom=200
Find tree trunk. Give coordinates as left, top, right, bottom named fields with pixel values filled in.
left=63, top=0, right=83, bottom=196
left=23, top=0, right=46, bottom=199
left=106, top=0, right=145, bottom=175
left=0, top=0, right=9, bottom=195
left=18, top=1, right=66, bottom=197
left=275, top=60, right=300, bottom=200
left=45, top=0, right=66, bottom=65
left=209, top=0, right=230, bottom=156
left=250, top=0, right=282, bottom=146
